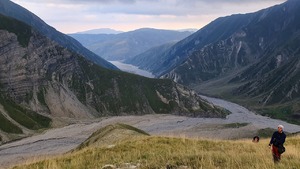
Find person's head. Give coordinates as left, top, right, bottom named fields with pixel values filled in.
left=278, top=125, right=284, bottom=133
left=252, top=136, right=259, bottom=143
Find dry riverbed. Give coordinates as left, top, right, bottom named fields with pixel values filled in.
left=1, top=96, right=300, bottom=169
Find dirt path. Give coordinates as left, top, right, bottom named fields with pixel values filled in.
left=1, top=96, right=300, bottom=169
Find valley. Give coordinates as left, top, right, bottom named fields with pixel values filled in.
left=109, top=61, right=155, bottom=78
left=0, top=3, right=222, bottom=145
left=1, top=95, right=300, bottom=169
left=1, top=0, right=300, bottom=168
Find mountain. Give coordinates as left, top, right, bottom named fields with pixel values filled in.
left=0, top=13, right=226, bottom=144
left=75, top=28, right=123, bottom=34
left=159, top=0, right=300, bottom=123
left=134, top=14, right=255, bottom=77
left=70, top=28, right=193, bottom=61
left=0, top=0, right=117, bottom=70
left=124, top=42, right=176, bottom=73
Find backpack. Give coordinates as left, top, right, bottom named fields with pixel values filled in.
left=278, top=145, right=285, bottom=154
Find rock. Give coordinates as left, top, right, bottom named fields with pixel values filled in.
left=102, top=164, right=116, bottom=169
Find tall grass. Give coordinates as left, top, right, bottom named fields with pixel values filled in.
left=12, top=135, right=300, bottom=169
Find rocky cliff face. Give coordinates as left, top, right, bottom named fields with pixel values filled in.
left=159, top=0, right=300, bottom=123
left=0, top=0, right=117, bottom=70
left=162, top=30, right=258, bottom=85
left=162, top=0, right=300, bottom=103
left=134, top=13, right=255, bottom=77
left=0, top=14, right=226, bottom=143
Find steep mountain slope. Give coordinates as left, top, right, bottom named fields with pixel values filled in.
left=0, top=14, right=226, bottom=144
left=135, top=14, right=255, bottom=77
left=70, top=28, right=192, bottom=61
left=163, top=0, right=298, bottom=85
left=0, top=0, right=117, bottom=70
left=161, top=0, right=300, bottom=122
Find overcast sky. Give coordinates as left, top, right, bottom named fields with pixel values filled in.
left=11, top=0, right=286, bottom=34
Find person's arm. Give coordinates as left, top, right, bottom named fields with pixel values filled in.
left=269, top=132, right=275, bottom=146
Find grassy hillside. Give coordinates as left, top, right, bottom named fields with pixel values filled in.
left=0, top=95, right=51, bottom=131
left=12, top=132, right=300, bottom=169
left=75, top=123, right=150, bottom=151
left=193, top=76, right=300, bottom=125
left=0, top=110, right=23, bottom=134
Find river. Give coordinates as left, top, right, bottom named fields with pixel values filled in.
left=109, top=61, right=155, bottom=78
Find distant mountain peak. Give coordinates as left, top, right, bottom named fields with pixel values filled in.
left=70, top=28, right=193, bottom=61
left=75, top=28, right=123, bottom=35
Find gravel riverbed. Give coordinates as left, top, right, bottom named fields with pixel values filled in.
left=1, top=95, right=300, bottom=168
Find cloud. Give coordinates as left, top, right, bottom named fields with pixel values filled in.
left=10, top=0, right=286, bottom=33
left=12, top=0, right=286, bottom=16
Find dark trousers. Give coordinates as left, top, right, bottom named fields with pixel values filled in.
left=272, top=145, right=281, bottom=163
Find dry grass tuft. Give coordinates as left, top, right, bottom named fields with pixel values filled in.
left=12, top=135, right=300, bottom=169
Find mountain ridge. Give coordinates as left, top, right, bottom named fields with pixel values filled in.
left=70, top=28, right=193, bottom=61
left=0, top=0, right=117, bottom=70
left=75, top=28, right=123, bottom=35
left=0, top=12, right=225, bottom=144
left=158, top=0, right=300, bottom=123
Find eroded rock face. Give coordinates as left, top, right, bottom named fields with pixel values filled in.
left=0, top=0, right=117, bottom=70
left=0, top=0, right=225, bottom=142
left=160, top=0, right=300, bottom=106
left=0, top=26, right=225, bottom=120
left=162, top=31, right=257, bottom=85
left=0, top=29, right=91, bottom=118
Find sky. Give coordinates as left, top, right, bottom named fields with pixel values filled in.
left=11, top=0, right=286, bottom=34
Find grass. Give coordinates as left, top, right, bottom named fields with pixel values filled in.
left=12, top=135, right=300, bottom=169
left=256, top=105, right=300, bottom=125
left=223, top=123, right=249, bottom=128
left=257, top=128, right=277, bottom=138
left=37, top=88, right=47, bottom=107
left=194, top=79, right=300, bottom=125
left=0, top=95, right=51, bottom=130
left=75, top=123, right=150, bottom=151
left=191, top=68, right=300, bottom=125
left=0, top=111, right=23, bottom=134
left=67, top=55, right=227, bottom=118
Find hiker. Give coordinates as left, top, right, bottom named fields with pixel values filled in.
left=269, top=125, right=286, bottom=163
left=252, top=136, right=259, bottom=143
